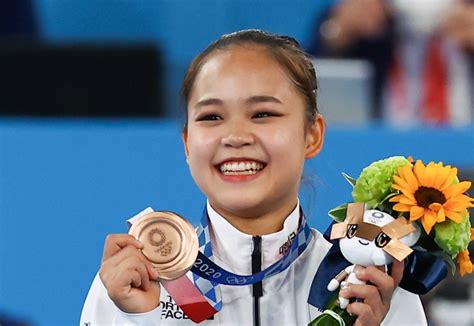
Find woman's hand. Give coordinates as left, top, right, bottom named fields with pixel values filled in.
left=339, top=260, right=404, bottom=326
left=99, top=234, right=161, bottom=313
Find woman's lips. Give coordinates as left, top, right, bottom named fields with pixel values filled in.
left=215, top=159, right=267, bottom=181
left=218, top=160, right=265, bottom=175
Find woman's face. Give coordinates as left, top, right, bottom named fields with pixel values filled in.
left=183, top=45, right=324, bottom=219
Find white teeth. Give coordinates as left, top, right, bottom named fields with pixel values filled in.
left=219, top=161, right=265, bottom=175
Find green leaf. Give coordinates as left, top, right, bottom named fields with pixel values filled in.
left=328, top=203, right=348, bottom=223
left=342, top=172, right=357, bottom=187
left=379, top=191, right=398, bottom=205
left=375, top=192, right=399, bottom=213
left=431, top=250, right=457, bottom=275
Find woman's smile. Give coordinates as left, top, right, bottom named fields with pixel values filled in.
left=215, top=158, right=267, bottom=182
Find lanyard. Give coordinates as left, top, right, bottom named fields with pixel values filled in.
left=191, top=206, right=313, bottom=311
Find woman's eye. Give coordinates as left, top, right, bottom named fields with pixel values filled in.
left=196, top=114, right=222, bottom=121
left=253, top=111, right=279, bottom=119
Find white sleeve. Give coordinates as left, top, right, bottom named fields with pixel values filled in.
left=80, top=273, right=162, bottom=326
left=382, top=287, right=428, bottom=326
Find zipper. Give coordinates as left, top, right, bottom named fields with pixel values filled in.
left=252, top=236, right=263, bottom=326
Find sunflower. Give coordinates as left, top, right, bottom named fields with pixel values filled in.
left=389, top=160, right=474, bottom=234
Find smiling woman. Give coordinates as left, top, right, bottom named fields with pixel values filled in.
left=182, top=41, right=324, bottom=233
left=81, top=30, right=428, bottom=326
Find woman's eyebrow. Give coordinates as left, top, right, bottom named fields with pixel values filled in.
left=246, top=95, right=282, bottom=105
left=195, top=98, right=223, bottom=108
left=194, top=95, right=282, bottom=109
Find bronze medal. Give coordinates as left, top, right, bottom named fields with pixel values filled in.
left=129, top=211, right=198, bottom=280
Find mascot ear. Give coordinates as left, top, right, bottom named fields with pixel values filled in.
left=399, top=223, right=421, bottom=247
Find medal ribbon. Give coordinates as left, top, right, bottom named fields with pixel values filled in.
left=191, top=206, right=313, bottom=311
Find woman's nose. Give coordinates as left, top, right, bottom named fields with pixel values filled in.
left=220, top=125, right=255, bottom=148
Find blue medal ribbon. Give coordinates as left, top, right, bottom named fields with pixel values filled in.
left=307, top=222, right=449, bottom=310
left=191, top=206, right=313, bottom=311
left=398, top=248, right=448, bottom=295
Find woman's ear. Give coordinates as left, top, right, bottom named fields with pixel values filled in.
left=305, top=114, right=325, bottom=159
left=182, top=127, right=190, bottom=163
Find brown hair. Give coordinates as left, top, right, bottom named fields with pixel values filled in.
left=181, top=29, right=319, bottom=126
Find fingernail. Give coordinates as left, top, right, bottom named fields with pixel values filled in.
left=135, top=239, right=144, bottom=248
left=356, top=268, right=365, bottom=278
left=340, top=286, right=349, bottom=295
left=151, top=268, right=159, bottom=280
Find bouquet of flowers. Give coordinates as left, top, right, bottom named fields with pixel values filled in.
left=309, top=156, right=473, bottom=326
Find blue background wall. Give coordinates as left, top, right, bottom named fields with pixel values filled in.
left=33, top=0, right=333, bottom=116
left=0, top=118, right=472, bottom=325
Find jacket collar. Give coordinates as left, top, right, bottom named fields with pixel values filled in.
left=206, top=200, right=300, bottom=274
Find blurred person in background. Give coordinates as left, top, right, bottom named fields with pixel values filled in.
left=0, top=312, right=31, bottom=326
left=307, top=0, right=474, bottom=126
left=0, top=0, right=38, bottom=40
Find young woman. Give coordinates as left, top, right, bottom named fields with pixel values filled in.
left=80, top=30, right=427, bottom=325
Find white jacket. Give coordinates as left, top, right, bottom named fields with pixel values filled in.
left=80, top=204, right=427, bottom=325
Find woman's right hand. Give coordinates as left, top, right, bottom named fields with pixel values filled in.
left=99, top=234, right=161, bottom=313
